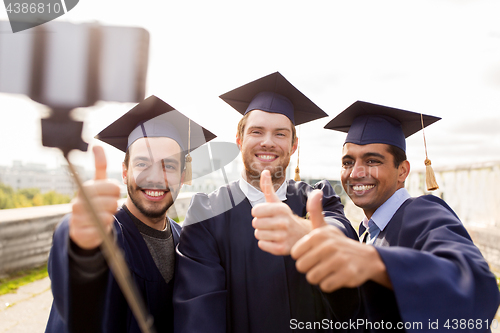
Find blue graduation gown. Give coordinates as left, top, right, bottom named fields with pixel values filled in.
left=174, top=179, right=359, bottom=333
left=45, top=207, right=182, bottom=333
left=358, top=195, right=499, bottom=332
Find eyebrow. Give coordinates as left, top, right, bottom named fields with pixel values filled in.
left=132, top=156, right=150, bottom=163
left=247, top=126, right=291, bottom=132
left=132, top=156, right=180, bottom=165
left=342, top=152, right=386, bottom=160
left=162, top=157, right=180, bottom=165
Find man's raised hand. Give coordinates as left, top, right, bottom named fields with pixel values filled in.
left=251, top=170, right=313, bottom=256
left=69, top=146, right=121, bottom=250
left=291, top=189, right=391, bottom=292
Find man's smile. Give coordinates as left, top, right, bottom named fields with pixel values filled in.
left=255, top=154, right=278, bottom=162
left=142, top=189, right=169, bottom=200
left=350, top=183, right=375, bottom=194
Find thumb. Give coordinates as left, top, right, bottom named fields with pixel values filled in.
left=93, top=146, right=107, bottom=180
left=260, top=170, right=280, bottom=203
left=307, top=189, right=327, bottom=229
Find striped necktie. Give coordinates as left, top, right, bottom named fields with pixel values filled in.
left=361, top=219, right=380, bottom=244
left=366, top=220, right=380, bottom=244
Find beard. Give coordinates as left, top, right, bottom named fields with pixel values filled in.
left=127, top=181, right=175, bottom=219
left=242, top=151, right=291, bottom=186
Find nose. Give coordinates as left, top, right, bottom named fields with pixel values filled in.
left=350, top=161, right=366, bottom=179
left=260, top=133, right=275, bottom=148
left=136, top=161, right=168, bottom=188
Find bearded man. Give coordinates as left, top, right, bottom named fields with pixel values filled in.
left=45, top=95, right=215, bottom=333
left=173, top=73, right=358, bottom=333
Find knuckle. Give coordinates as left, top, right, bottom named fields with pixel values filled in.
left=324, top=240, right=336, bottom=252
left=345, top=278, right=358, bottom=288
left=295, top=261, right=305, bottom=273
left=254, top=229, right=260, bottom=239
left=275, top=243, right=286, bottom=255
left=320, top=280, right=334, bottom=293
left=274, top=231, right=285, bottom=242
left=278, top=204, right=291, bottom=215
left=306, top=272, right=319, bottom=285
left=277, top=218, right=289, bottom=230
left=252, top=217, right=258, bottom=228
left=250, top=207, right=258, bottom=217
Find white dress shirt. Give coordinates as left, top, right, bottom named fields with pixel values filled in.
left=238, top=176, right=288, bottom=207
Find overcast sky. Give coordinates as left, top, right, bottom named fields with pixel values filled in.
left=1, top=0, right=499, bottom=180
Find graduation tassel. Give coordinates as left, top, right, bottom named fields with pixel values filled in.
left=424, top=158, right=438, bottom=191
left=184, top=119, right=193, bottom=185
left=185, top=155, right=192, bottom=185
left=294, top=165, right=300, bottom=182
left=421, top=113, right=439, bottom=191
left=294, top=126, right=301, bottom=181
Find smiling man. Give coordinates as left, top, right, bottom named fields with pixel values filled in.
left=45, top=95, right=215, bottom=333
left=291, top=101, right=500, bottom=332
left=173, top=72, right=358, bottom=333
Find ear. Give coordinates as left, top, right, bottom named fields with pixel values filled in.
left=290, top=136, right=298, bottom=155
left=236, top=134, right=242, bottom=150
left=122, top=162, right=128, bottom=185
left=398, top=160, right=410, bottom=184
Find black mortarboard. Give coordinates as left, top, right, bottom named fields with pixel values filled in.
left=95, top=95, right=216, bottom=153
left=324, top=101, right=441, bottom=152
left=325, top=100, right=442, bottom=191
left=219, top=72, right=328, bottom=125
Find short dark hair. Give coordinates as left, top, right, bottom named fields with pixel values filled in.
left=123, top=144, right=186, bottom=171
left=386, top=144, right=407, bottom=168
left=124, top=149, right=131, bottom=168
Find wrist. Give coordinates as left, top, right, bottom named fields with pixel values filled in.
left=366, top=245, right=393, bottom=289
left=296, top=215, right=313, bottom=236
left=70, top=237, right=101, bottom=256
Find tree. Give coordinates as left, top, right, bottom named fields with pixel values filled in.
left=0, top=182, right=72, bottom=209
left=42, top=190, right=71, bottom=205
left=0, top=183, right=15, bottom=209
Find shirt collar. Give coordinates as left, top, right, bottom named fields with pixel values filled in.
left=361, top=188, right=411, bottom=231
left=238, top=176, right=288, bottom=207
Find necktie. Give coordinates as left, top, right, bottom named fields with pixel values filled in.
left=366, top=219, right=380, bottom=245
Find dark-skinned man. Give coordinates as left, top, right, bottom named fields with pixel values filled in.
left=291, top=101, right=500, bottom=332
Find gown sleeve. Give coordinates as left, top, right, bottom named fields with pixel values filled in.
left=45, top=215, right=72, bottom=332
left=173, top=193, right=227, bottom=333
left=372, top=196, right=499, bottom=332
left=45, top=215, right=111, bottom=333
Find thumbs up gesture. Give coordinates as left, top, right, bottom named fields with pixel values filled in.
left=291, top=189, right=391, bottom=292
left=69, top=146, right=121, bottom=250
left=251, top=170, right=313, bottom=256
left=260, top=169, right=280, bottom=203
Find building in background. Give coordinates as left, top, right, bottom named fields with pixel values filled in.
left=406, top=160, right=500, bottom=228
left=0, top=161, right=81, bottom=196
left=0, top=161, right=123, bottom=197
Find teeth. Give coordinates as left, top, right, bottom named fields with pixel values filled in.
left=257, top=154, right=276, bottom=160
left=145, top=190, right=164, bottom=197
left=353, top=185, right=375, bottom=191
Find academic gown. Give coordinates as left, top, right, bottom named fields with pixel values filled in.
left=174, top=179, right=359, bottom=333
left=45, top=207, right=182, bottom=333
left=358, top=195, right=500, bottom=333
